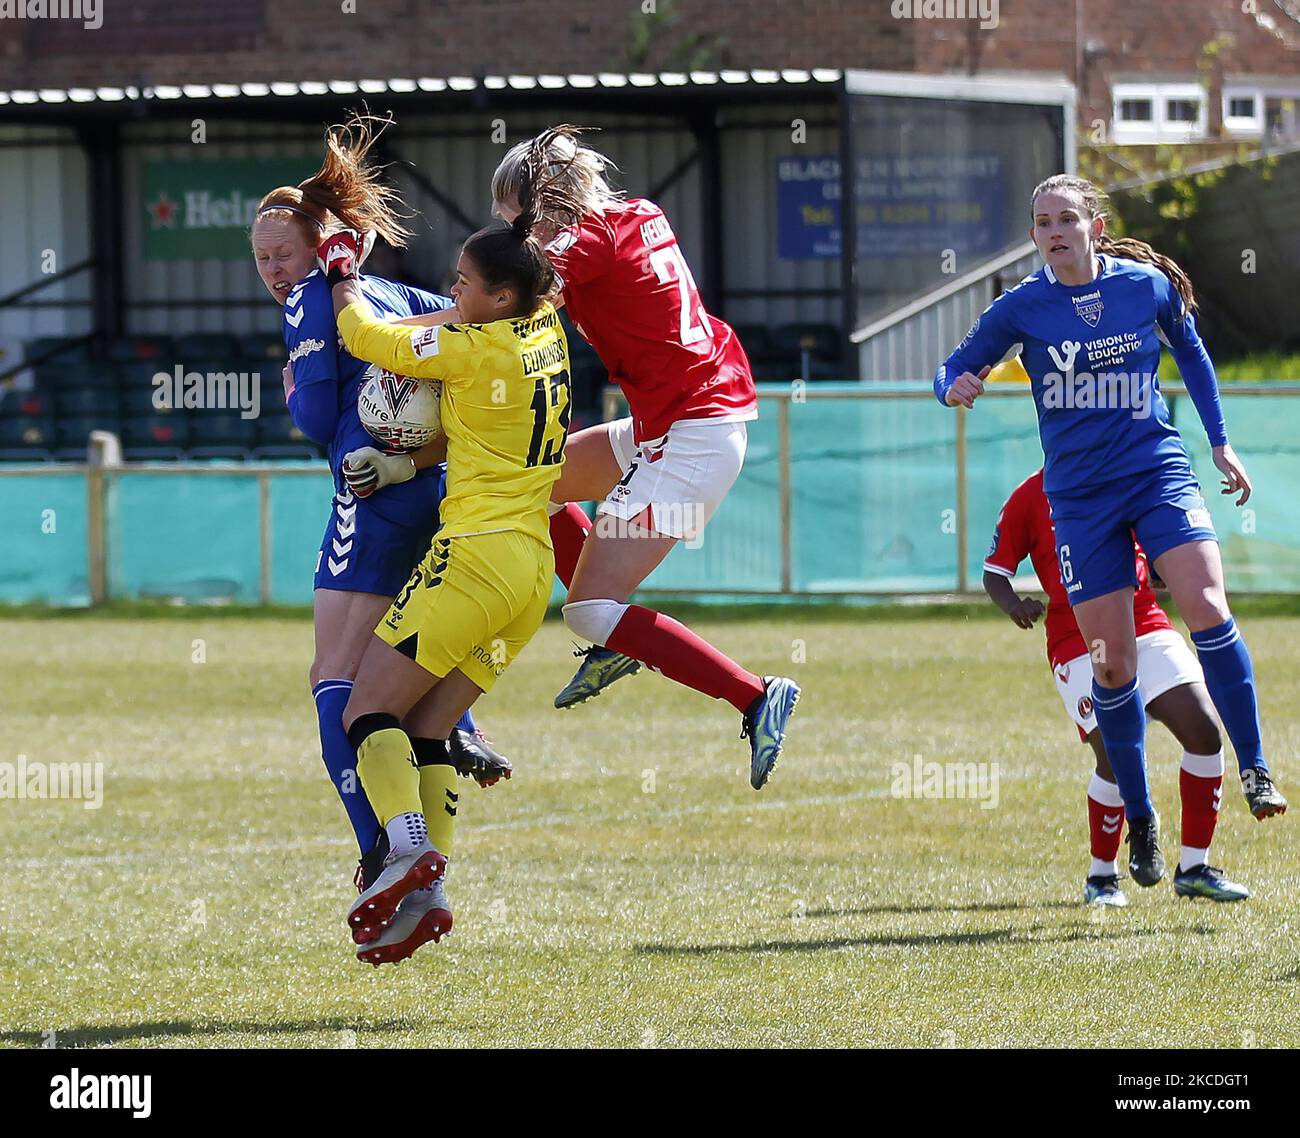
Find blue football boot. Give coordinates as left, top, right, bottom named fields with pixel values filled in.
left=1084, top=874, right=1128, bottom=907
left=741, top=676, right=801, bottom=790
left=1173, top=863, right=1250, bottom=902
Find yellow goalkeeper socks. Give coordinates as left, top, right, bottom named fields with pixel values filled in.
left=354, top=725, right=422, bottom=827
left=411, top=737, right=458, bottom=856
left=418, top=765, right=458, bottom=856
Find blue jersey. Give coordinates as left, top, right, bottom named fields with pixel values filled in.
left=935, top=255, right=1228, bottom=499
left=282, top=267, right=454, bottom=479
left=282, top=268, right=456, bottom=594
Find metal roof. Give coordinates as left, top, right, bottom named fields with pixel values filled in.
left=0, top=68, right=846, bottom=108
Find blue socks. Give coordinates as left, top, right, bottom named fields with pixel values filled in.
left=312, top=679, right=381, bottom=856
left=1092, top=677, right=1154, bottom=819
left=1191, top=617, right=1267, bottom=775
left=313, top=678, right=477, bottom=855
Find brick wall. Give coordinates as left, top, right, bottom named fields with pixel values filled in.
left=1, top=1, right=1292, bottom=137
left=0, top=0, right=914, bottom=89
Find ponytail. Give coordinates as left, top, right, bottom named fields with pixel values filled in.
left=1096, top=234, right=1198, bottom=318
left=1031, top=174, right=1198, bottom=319
left=462, top=126, right=590, bottom=317
left=492, top=123, right=623, bottom=230
left=298, top=110, right=412, bottom=247
left=514, top=125, right=588, bottom=235
left=255, top=111, right=413, bottom=251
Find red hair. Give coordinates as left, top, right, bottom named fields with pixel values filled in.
left=255, top=111, right=412, bottom=249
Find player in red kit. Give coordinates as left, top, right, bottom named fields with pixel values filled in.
left=984, top=469, right=1249, bottom=904
left=491, top=126, right=799, bottom=790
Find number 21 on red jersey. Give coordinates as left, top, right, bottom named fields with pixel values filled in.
left=648, top=244, right=713, bottom=346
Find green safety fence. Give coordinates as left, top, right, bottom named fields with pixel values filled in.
left=2, top=382, right=1298, bottom=605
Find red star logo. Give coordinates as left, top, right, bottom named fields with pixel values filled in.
left=148, top=192, right=178, bottom=229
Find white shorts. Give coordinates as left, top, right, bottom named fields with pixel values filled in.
left=1052, top=628, right=1205, bottom=738
left=598, top=417, right=747, bottom=543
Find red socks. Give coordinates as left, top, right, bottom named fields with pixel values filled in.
left=1179, top=762, right=1223, bottom=856
left=1087, top=756, right=1222, bottom=875
left=551, top=500, right=766, bottom=712
left=606, top=604, right=766, bottom=713
left=1087, top=785, right=1125, bottom=866
left=549, top=502, right=591, bottom=589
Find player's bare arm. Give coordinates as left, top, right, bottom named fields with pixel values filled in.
left=331, top=278, right=364, bottom=320
left=983, top=570, right=1045, bottom=629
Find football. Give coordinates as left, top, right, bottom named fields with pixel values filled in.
left=356, top=364, right=442, bottom=450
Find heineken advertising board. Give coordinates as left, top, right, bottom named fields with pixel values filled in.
left=142, top=159, right=318, bottom=261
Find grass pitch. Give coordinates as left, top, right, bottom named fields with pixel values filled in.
left=1, top=609, right=1297, bottom=1049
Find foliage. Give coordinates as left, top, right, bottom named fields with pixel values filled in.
left=622, top=0, right=727, bottom=72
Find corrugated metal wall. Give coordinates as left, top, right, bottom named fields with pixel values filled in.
left=0, top=124, right=92, bottom=341
left=114, top=101, right=843, bottom=339
left=4, top=89, right=1084, bottom=380
left=719, top=102, right=842, bottom=329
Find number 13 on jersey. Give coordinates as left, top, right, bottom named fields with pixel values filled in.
left=526, top=366, right=572, bottom=468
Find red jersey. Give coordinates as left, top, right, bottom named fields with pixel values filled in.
left=984, top=469, right=1172, bottom=668
left=545, top=198, right=758, bottom=443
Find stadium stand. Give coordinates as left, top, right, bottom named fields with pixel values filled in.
left=0, top=313, right=847, bottom=465
left=1, top=334, right=326, bottom=463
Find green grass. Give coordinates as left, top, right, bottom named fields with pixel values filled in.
left=1161, top=348, right=1300, bottom=383
left=1, top=612, right=1297, bottom=1048
left=1214, top=353, right=1300, bottom=383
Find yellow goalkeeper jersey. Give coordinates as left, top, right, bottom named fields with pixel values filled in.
left=338, top=300, right=571, bottom=545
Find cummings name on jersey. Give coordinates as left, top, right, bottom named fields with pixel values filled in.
left=521, top=337, right=566, bottom=376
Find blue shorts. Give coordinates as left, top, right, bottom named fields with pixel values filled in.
left=1049, top=466, right=1217, bottom=606
left=313, top=465, right=448, bottom=597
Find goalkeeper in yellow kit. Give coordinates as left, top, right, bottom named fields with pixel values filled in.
left=318, top=139, right=577, bottom=966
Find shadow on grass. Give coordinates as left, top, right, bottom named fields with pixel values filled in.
left=802, top=900, right=1078, bottom=918
left=637, top=922, right=1214, bottom=957
left=0, top=1015, right=414, bottom=1048
left=637, top=928, right=1018, bottom=955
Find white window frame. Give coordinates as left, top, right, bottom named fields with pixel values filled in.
left=1223, top=87, right=1261, bottom=136
left=1116, top=94, right=1156, bottom=129
left=1111, top=82, right=1206, bottom=143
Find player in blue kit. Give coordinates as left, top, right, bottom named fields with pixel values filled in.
left=936, top=174, right=1286, bottom=888
left=251, top=114, right=511, bottom=896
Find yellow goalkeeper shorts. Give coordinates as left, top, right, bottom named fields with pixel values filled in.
left=375, top=529, right=554, bottom=693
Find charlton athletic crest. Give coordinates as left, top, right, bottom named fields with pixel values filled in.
left=1078, top=695, right=1094, bottom=719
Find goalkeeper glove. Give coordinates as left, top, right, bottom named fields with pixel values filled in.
left=318, top=228, right=366, bottom=288
left=342, top=446, right=417, bottom=499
